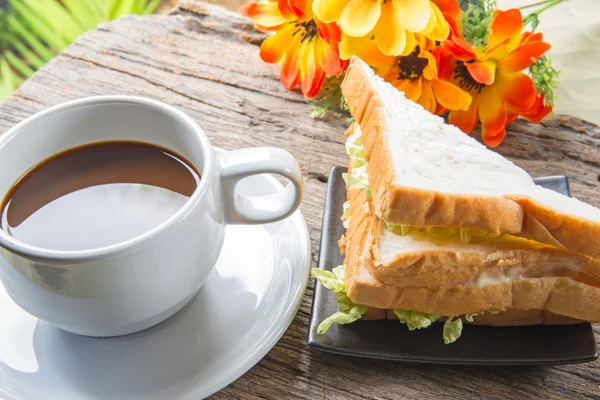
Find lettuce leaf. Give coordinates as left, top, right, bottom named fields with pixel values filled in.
left=393, top=310, right=440, bottom=331
left=311, top=265, right=368, bottom=334
left=316, top=305, right=368, bottom=334
left=311, top=267, right=345, bottom=294
left=343, top=128, right=371, bottom=199
left=443, top=317, right=463, bottom=344
left=465, top=312, right=484, bottom=322
left=341, top=200, right=351, bottom=228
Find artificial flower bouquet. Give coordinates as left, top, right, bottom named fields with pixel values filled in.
left=241, top=0, right=560, bottom=147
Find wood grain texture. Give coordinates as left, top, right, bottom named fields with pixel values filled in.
left=0, top=2, right=599, bottom=399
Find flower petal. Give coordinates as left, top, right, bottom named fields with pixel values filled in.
left=481, top=38, right=510, bottom=61
left=430, top=79, right=471, bottom=111
left=465, top=60, right=496, bottom=85
left=420, top=1, right=437, bottom=35
left=401, top=31, right=417, bottom=56
left=522, top=32, right=543, bottom=45
left=316, top=19, right=342, bottom=44
left=278, top=0, right=297, bottom=18
left=449, top=93, right=480, bottom=134
left=260, top=25, right=295, bottom=63
left=434, top=46, right=454, bottom=80
left=319, top=38, right=346, bottom=76
left=312, top=0, right=347, bottom=22
left=506, top=112, right=518, bottom=125
left=501, top=41, right=552, bottom=72
left=432, top=0, right=460, bottom=18
left=280, top=44, right=301, bottom=89
left=521, top=94, right=552, bottom=123
left=240, top=1, right=288, bottom=30
left=442, top=36, right=477, bottom=61
left=288, top=0, right=312, bottom=19
left=425, top=2, right=449, bottom=41
left=495, top=72, right=536, bottom=112
left=340, top=0, right=382, bottom=38
left=300, top=41, right=326, bottom=98
left=488, top=9, right=523, bottom=51
left=395, top=0, right=431, bottom=33
left=419, top=81, right=437, bottom=113
left=339, top=33, right=371, bottom=60
left=359, top=41, right=397, bottom=68
left=396, top=78, right=423, bottom=102
left=421, top=50, right=437, bottom=80
left=479, top=86, right=507, bottom=138
left=374, top=1, right=407, bottom=56
left=482, top=127, right=506, bottom=147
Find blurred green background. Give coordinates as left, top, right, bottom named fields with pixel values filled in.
left=0, top=0, right=162, bottom=101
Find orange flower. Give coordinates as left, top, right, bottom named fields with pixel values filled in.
left=377, top=38, right=471, bottom=114
left=241, top=0, right=347, bottom=99
left=441, top=9, right=552, bottom=146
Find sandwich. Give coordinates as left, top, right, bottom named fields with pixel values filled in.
left=311, top=57, right=600, bottom=344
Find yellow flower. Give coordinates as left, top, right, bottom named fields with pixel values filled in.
left=377, top=37, right=471, bottom=114
left=313, top=0, right=450, bottom=59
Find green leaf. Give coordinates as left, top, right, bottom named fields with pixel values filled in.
left=10, top=0, right=68, bottom=52
left=342, top=126, right=372, bottom=198
left=394, top=310, right=440, bottom=331
left=341, top=200, right=351, bottom=228
left=443, top=317, right=463, bottom=344
left=19, top=0, right=86, bottom=43
left=311, top=266, right=346, bottom=294
left=61, top=0, right=103, bottom=29
left=143, top=0, right=161, bottom=15
left=6, top=15, right=55, bottom=62
left=459, top=0, right=497, bottom=49
left=312, top=265, right=368, bottom=334
left=316, top=305, right=367, bottom=334
left=458, top=0, right=479, bottom=11
left=111, top=0, right=137, bottom=19
left=335, top=291, right=355, bottom=311
left=4, top=50, right=34, bottom=77
left=3, top=34, right=45, bottom=69
left=308, top=74, right=347, bottom=119
left=529, top=55, right=559, bottom=107
left=465, top=312, right=484, bottom=322
left=0, top=58, right=15, bottom=97
left=385, top=222, right=412, bottom=236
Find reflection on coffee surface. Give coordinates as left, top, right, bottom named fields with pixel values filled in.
left=1, top=141, right=200, bottom=251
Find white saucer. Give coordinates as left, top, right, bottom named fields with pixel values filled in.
left=0, top=173, right=310, bottom=399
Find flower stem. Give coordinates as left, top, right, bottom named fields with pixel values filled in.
left=519, top=0, right=558, bottom=10
left=522, top=0, right=565, bottom=30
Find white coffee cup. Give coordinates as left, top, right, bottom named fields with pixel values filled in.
left=0, top=96, right=303, bottom=337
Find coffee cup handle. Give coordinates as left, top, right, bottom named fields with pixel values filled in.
left=217, top=147, right=303, bottom=224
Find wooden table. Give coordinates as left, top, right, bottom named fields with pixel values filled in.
left=1, top=2, right=599, bottom=399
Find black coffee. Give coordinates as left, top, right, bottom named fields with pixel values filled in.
left=0, top=141, right=200, bottom=251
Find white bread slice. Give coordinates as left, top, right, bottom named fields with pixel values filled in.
left=342, top=185, right=600, bottom=322
left=341, top=56, right=600, bottom=259
left=348, top=255, right=600, bottom=322
left=356, top=188, right=600, bottom=288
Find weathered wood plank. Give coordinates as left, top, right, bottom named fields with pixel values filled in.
left=0, top=2, right=599, bottom=399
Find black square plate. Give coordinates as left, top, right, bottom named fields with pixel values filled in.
left=308, top=166, right=598, bottom=366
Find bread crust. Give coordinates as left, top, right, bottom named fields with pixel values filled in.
left=343, top=185, right=600, bottom=323
left=341, top=57, right=600, bottom=259
left=350, top=189, right=600, bottom=288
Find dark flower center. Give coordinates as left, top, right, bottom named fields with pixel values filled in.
left=397, top=47, right=429, bottom=81
left=453, top=61, right=485, bottom=93
left=291, top=20, right=318, bottom=44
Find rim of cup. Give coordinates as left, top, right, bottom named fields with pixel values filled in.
left=0, top=96, right=213, bottom=263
